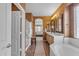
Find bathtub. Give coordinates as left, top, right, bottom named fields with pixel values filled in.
left=50, top=37, right=79, bottom=56
left=50, top=44, right=79, bottom=56
left=60, top=44, right=79, bottom=56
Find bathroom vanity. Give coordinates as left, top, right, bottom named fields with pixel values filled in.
left=44, top=32, right=64, bottom=56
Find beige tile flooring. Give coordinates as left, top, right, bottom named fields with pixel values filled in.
left=25, top=36, right=51, bottom=56
left=34, top=37, right=45, bottom=56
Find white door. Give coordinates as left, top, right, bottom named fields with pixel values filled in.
left=0, top=4, right=11, bottom=56
left=11, top=11, right=21, bottom=56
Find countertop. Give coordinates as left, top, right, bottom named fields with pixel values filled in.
left=46, top=32, right=64, bottom=37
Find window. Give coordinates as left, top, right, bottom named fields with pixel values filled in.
left=35, top=18, right=43, bottom=35
left=74, top=6, right=79, bottom=38
left=35, top=26, right=43, bottom=32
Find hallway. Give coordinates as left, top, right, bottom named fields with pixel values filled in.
left=34, top=37, right=45, bottom=56
left=1, top=3, right=79, bottom=56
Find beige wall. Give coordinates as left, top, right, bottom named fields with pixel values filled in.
left=63, top=6, right=70, bottom=37
left=69, top=4, right=75, bottom=37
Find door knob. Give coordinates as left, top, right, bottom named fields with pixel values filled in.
left=6, top=43, right=11, bottom=48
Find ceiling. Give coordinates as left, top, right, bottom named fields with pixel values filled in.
left=25, top=3, right=61, bottom=16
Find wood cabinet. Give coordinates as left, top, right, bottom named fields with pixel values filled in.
left=44, top=32, right=54, bottom=45
left=43, top=32, right=54, bottom=56
left=31, top=37, right=36, bottom=45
